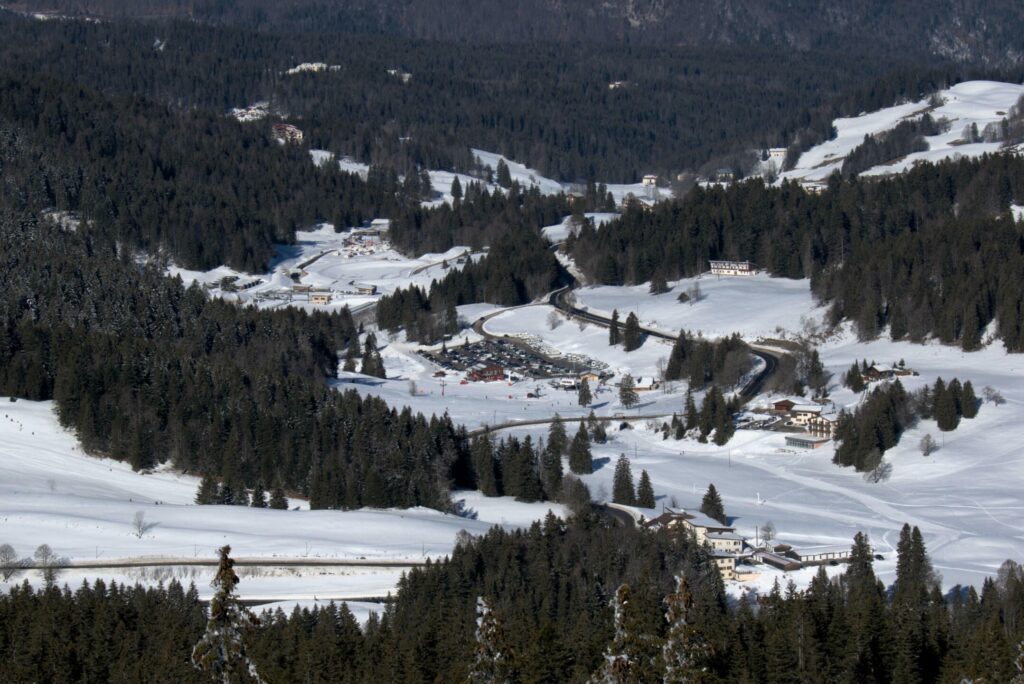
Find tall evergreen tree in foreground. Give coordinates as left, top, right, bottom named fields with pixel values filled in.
left=636, top=470, right=656, bottom=509
left=619, top=374, right=639, bottom=409
left=623, top=312, right=643, bottom=352
left=663, top=575, right=711, bottom=683
left=578, top=378, right=593, bottom=406
left=700, top=484, right=726, bottom=524
left=569, top=423, right=593, bottom=475
left=468, top=596, right=515, bottom=684
left=192, top=546, right=263, bottom=683
left=609, top=310, right=622, bottom=346
left=612, top=454, right=637, bottom=505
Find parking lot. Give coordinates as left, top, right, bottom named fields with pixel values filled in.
left=425, top=339, right=582, bottom=379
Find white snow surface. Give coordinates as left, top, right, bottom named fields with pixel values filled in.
left=0, top=399, right=566, bottom=602
left=1012, top=204, right=1024, bottom=222
left=541, top=213, right=618, bottom=242
left=782, top=80, right=1024, bottom=182
left=574, top=273, right=826, bottom=340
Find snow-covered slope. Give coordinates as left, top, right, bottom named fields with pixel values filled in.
left=782, top=80, right=1024, bottom=183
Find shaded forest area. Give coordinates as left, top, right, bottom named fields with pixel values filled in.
left=568, top=154, right=1024, bottom=351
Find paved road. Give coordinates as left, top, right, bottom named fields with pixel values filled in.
left=4, top=558, right=429, bottom=571
left=596, top=504, right=637, bottom=528
left=548, top=286, right=783, bottom=401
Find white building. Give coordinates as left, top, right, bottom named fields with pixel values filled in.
left=709, top=260, right=755, bottom=276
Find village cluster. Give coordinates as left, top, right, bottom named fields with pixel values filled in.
left=644, top=508, right=859, bottom=582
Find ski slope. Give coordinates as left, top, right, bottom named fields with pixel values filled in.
left=782, top=80, right=1024, bottom=182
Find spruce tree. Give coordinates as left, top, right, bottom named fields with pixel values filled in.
left=663, top=576, right=711, bottom=683
left=568, top=424, right=592, bottom=475
left=609, top=309, right=622, bottom=346
left=961, top=380, right=979, bottom=418
left=934, top=378, right=959, bottom=431
left=619, top=374, right=639, bottom=409
left=468, top=597, right=515, bottom=684
left=196, top=474, right=220, bottom=505
left=700, top=484, right=726, bottom=524
left=578, top=379, right=592, bottom=406
left=268, top=485, right=288, bottom=510
left=612, top=454, right=636, bottom=505
left=623, top=312, right=642, bottom=351
left=592, top=584, right=658, bottom=683
left=496, top=159, right=513, bottom=189
left=636, top=470, right=656, bottom=508
left=540, top=441, right=564, bottom=500
left=450, top=176, right=463, bottom=201
left=472, top=437, right=500, bottom=497
left=684, top=389, right=698, bottom=431
left=250, top=482, right=267, bottom=508
left=191, top=546, right=264, bottom=683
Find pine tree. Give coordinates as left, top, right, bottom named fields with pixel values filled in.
left=496, top=159, right=513, bottom=189
left=468, top=596, right=515, bottom=684
left=619, top=374, right=639, bottom=409
left=472, top=437, right=500, bottom=496
left=684, top=389, right=698, bottom=431
left=612, top=454, right=636, bottom=505
left=700, top=484, right=726, bottom=524
left=649, top=272, right=669, bottom=295
left=636, top=470, right=656, bottom=508
left=592, top=584, right=658, bottom=684
left=961, top=380, right=979, bottom=418
left=845, top=362, right=865, bottom=393
left=250, top=482, right=267, bottom=508
left=196, top=474, right=220, bottom=504
left=191, top=546, right=264, bottom=683
left=568, top=423, right=592, bottom=475
left=268, top=485, right=288, bottom=510
left=578, top=379, right=592, bottom=406
left=623, top=312, right=642, bottom=352
left=540, top=440, right=564, bottom=500
left=934, top=377, right=959, bottom=431
left=450, top=176, right=463, bottom=201
left=609, top=310, right=622, bottom=346
left=663, top=576, right=711, bottom=683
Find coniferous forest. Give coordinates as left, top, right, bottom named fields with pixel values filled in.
left=2, top=517, right=1023, bottom=683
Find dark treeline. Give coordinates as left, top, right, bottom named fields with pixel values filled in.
left=0, top=11, right=989, bottom=183
left=0, top=71, right=405, bottom=271
left=0, top=212, right=472, bottom=510
left=664, top=331, right=750, bottom=389
left=3, top=518, right=1023, bottom=682
left=840, top=113, right=946, bottom=178
left=569, top=153, right=1024, bottom=351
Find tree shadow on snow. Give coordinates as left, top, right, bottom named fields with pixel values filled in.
left=591, top=456, right=611, bottom=472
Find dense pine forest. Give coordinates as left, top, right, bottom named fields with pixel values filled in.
left=568, top=153, right=1024, bottom=351
left=0, top=10, right=1006, bottom=182
left=2, top=518, right=1023, bottom=683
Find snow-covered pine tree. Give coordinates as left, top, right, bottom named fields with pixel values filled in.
left=592, top=584, right=634, bottom=684
left=1011, top=639, right=1024, bottom=684
left=191, top=546, right=264, bottom=684
left=468, top=596, right=514, bottom=684
left=662, top=575, right=710, bottom=683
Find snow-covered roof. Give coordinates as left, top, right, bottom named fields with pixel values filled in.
left=791, top=404, right=823, bottom=414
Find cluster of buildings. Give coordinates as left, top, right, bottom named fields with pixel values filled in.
left=285, top=62, right=341, bottom=75
left=230, top=102, right=271, bottom=123
left=272, top=123, right=304, bottom=145
left=769, top=397, right=841, bottom=449
left=644, top=508, right=852, bottom=581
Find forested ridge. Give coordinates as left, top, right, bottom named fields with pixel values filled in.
left=569, top=153, right=1024, bottom=351
left=2, top=518, right=1023, bottom=683
left=0, top=11, right=1003, bottom=183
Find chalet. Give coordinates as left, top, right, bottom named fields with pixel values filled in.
left=864, top=364, right=896, bottom=381
left=807, top=409, right=839, bottom=439
left=642, top=174, right=659, bottom=187
left=716, top=168, right=736, bottom=183
left=789, top=404, right=823, bottom=426
left=467, top=363, right=504, bottom=383
left=578, top=371, right=602, bottom=385
left=771, top=398, right=798, bottom=413
left=710, top=549, right=737, bottom=581
left=791, top=545, right=851, bottom=565
left=272, top=123, right=304, bottom=144
left=767, top=147, right=787, bottom=161
left=633, top=377, right=660, bottom=392
left=706, top=530, right=745, bottom=554
left=709, top=260, right=755, bottom=276
left=785, top=434, right=832, bottom=450
left=309, top=292, right=331, bottom=305
left=801, top=181, right=827, bottom=194
left=354, top=283, right=378, bottom=295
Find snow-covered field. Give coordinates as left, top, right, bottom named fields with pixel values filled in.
left=0, top=398, right=566, bottom=608
left=169, top=223, right=478, bottom=314
left=782, top=80, right=1024, bottom=183
left=541, top=213, right=619, bottom=242
left=574, top=273, right=825, bottom=340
